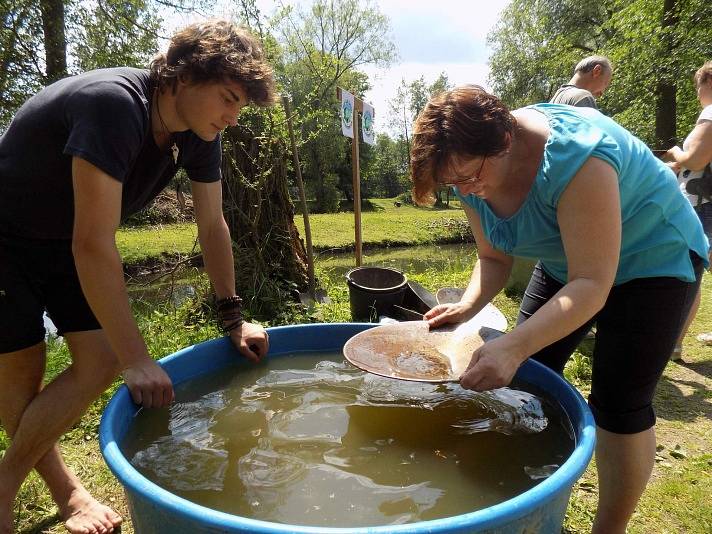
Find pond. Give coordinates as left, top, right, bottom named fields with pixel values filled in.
left=124, top=243, right=536, bottom=308
left=43, top=244, right=535, bottom=335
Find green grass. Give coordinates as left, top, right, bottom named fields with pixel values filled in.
left=294, top=197, right=468, bottom=250
left=116, top=222, right=199, bottom=265
left=115, top=198, right=468, bottom=265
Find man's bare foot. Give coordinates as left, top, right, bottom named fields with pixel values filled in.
left=60, top=488, right=122, bottom=534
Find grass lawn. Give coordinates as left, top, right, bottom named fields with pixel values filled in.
left=293, top=197, right=468, bottom=250
left=116, top=222, right=199, bottom=265
left=115, top=198, right=468, bottom=265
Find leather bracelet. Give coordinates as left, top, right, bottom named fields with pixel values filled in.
left=223, top=317, right=244, bottom=333
left=217, top=295, right=243, bottom=311
left=217, top=295, right=243, bottom=333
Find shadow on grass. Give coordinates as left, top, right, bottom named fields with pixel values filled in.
left=19, top=514, right=60, bottom=534
left=20, top=516, right=123, bottom=534
left=654, top=359, right=712, bottom=423
left=676, top=357, right=712, bottom=379
left=337, top=198, right=385, bottom=212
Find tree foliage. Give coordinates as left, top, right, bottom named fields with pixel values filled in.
left=0, top=0, right=163, bottom=129
left=271, top=0, right=396, bottom=212
left=361, top=133, right=409, bottom=198
left=72, top=0, right=161, bottom=72
left=1, top=0, right=48, bottom=126
left=386, top=73, right=452, bottom=203
left=487, top=0, right=712, bottom=146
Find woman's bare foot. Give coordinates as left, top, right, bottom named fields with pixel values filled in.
left=60, top=488, right=122, bottom=534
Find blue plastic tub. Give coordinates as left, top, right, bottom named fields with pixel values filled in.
left=100, top=323, right=595, bottom=533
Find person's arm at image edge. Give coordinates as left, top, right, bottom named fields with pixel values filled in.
left=460, top=157, right=621, bottom=390
left=191, top=180, right=269, bottom=361
left=664, top=121, right=712, bottom=171
left=72, top=156, right=174, bottom=407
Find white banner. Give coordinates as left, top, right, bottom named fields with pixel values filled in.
left=340, top=89, right=355, bottom=138
left=361, top=102, right=375, bottom=145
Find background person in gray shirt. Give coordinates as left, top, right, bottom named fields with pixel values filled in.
left=550, top=55, right=613, bottom=109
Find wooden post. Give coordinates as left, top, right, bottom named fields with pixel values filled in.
left=337, top=87, right=364, bottom=266
left=282, top=95, right=316, bottom=295
left=351, top=104, right=363, bottom=266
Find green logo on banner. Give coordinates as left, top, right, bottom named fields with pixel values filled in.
left=342, top=99, right=353, bottom=128
left=363, top=109, right=373, bottom=137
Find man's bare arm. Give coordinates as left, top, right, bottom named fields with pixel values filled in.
left=72, top=157, right=173, bottom=408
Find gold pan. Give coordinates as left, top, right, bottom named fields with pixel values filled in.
left=343, top=321, right=503, bottom=382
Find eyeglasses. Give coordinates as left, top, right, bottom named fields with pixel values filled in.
left=438, top=156, right=487, bottom=187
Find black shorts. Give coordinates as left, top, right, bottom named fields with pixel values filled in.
left=0, top=234, right=101, bottom=353
left=517, top=255, right=703, bottom=434
left=694, top=201, right=712, bottom=240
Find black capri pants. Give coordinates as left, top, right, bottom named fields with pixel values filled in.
left=517, top=255, right=704, bottom=434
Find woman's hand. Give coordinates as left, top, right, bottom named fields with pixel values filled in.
left=424, top=302, right=475, bottom=329
left=230, top=321, right=269, bottom=362
left=459, top=333, right=527, bottom=391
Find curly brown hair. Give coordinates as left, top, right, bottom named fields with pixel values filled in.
left=150, top=19, right=276, bottom=106
left=694, top=60, right=712, bottom=88
left=410, top=85, right=516, bottom=205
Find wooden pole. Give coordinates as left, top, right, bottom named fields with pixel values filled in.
left=282, top=95, right=316, bottom=295
left=337, top=87, right=364, bottom=266
left=351, top=104, right=362, bottom=266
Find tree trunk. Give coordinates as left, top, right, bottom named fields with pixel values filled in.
left=39, top=0, right=67, bottom=84
left=654, top=0, right=678, bottom=148
left=220, top=125, right=309, bottom=318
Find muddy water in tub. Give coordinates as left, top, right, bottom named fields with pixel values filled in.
left=122, top=352, right=574, bottom=527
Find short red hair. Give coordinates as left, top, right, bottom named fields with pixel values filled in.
left=410, top=85, right=516, bottom=205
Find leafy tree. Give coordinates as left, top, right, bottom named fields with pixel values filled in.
left=0, top=0, right=165, bottom=129
left=604, top=0, right=712, bottom=145
left=271, top=0, right=396, bottom=211
left=72, top=0, right=161, bottom=72
left=388, top=73, right=451, bottom=170
left=361, top=133, right=409, bottom=198
left=387, top=73, right=452, bottom=203
left=1, top=0, right=50, bottom=127
left=488, top=0, right=610, bottom=109
left=388, top=78, right=412, bottom=166
left=487, top=0, right=712, bottom=146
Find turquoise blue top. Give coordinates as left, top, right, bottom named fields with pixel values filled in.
left=456, top=103, right=710, bottom=284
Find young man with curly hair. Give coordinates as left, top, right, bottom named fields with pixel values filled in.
left=0, top=20, right=274, bottom=534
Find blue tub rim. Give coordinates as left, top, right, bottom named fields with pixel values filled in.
left=100, top=322, right=596, bottom=533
